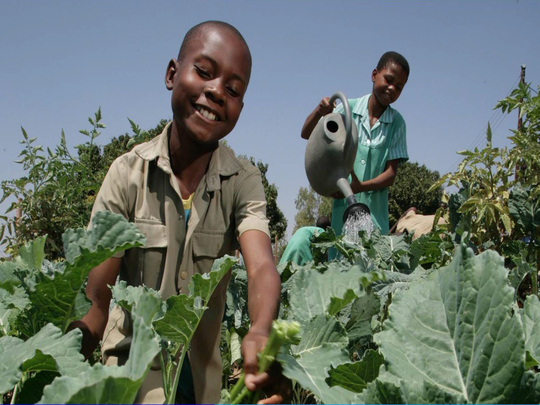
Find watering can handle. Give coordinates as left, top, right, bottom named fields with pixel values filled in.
left=329, top=92, right=353, bottom=155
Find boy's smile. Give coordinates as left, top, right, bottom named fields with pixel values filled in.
left=166, top=26, right=251, bottom=148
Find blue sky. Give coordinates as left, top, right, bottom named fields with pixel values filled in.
left=1, top=0, right=539, bottom=240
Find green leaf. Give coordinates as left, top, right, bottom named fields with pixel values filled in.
left=38, top=293, right=160, bottom=404
left=153, top=294, right=203, bottom=344
left=0, top=287, right=30, bottom=335
left=19, top=211, right=145, bottom=335
left=367, top=232, right=410, bottom=270
left=154, top=256, right=236, bottom=344
left=326, top=349, right=384, bottom=393
left=373, top=244, right=525, bottom=403
left=515, top=370, right=540, bottom=404
left=230, top=329, right=243, bottom=366
left=360, top=374, right=404, bottom=404
left=345, top=290, right=380, bottom=343
left=112, top=282, right=163, bottom=323
left=277, top=314, right=358, bottom=403
left=509, top=184, right=540, bottom=234
left=287, top=261, right=375, bottom=324
left=521, top=295, right=540, bottom=368
left=0, top=236, right=47, bottom=296
left=292, top=315, right=348, bottom=355
left=0, top=261, right=22, bottom=293
left=16, top=371, right=59, bottom=404
left=18, top=235, right=47, bottom=271
left=0, top=324, right=87, bottom=395
left=225, top=265, right=249, bottom=329
left=279, top=344, right=358, bottom=404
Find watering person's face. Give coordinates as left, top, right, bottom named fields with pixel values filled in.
left=166, top=26, right=251, bottom=146
left=371, top=62, right=408, bottom=107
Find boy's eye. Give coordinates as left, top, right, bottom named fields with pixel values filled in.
left=227, top=87, right=241, bottom=97
left=194, top=65, right=211, bottom=78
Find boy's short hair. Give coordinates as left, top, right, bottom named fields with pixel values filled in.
left=177, top=20, right=252, bottom=69
left=377, top=51, right=410, bottom=78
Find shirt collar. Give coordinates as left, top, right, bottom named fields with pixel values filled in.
left=351, top=94, right=395, bottom=124
left=133, top=121, right=242, bottom=191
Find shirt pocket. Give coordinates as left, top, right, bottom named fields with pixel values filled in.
left=191, top=230, right=235, bottom=304
left=365, top=133, right=387, bottom=149
left=192, top=230, right=234, bottom=260
left=133, top=218, right=168, bottom=290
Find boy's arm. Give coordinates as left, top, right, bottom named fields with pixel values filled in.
left=238, top=229, right=281, bottom=399
left=68, top=257, right=121, bottom=359
left=301, top=97, right=334, bottom=139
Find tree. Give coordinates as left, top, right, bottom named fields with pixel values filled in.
left=388, top=161, right=443, bottom=228
left=0, top=112, right=167, bottom=259
left=292, top=186, right=332, bottom=234
left=246, top=158, right=288, bottom=242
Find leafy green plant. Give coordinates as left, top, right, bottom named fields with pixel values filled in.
left=113, top=256, right=236, bottom=405
left=361, top=242, right=540, bottom=404
left=0, top=211, right=239, bottom=404
left=0, top=211, right=145, bottom=403
left=429, top=123, right=514, bottom=250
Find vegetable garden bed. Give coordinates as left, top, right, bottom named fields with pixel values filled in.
left=2, top=210, right=540, bottom=403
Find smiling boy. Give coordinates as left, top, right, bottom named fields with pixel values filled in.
left=73, top=21, right=281, bottom=404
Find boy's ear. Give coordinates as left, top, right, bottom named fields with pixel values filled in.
left=165, top=59, right=178, bottom=90
left=371, top=68, right=378, bottom=82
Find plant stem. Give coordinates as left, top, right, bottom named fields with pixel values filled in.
left=159, top=348, right=169, bottom=398
left=165, top=347, right=187, bottom=405
left=229, top=374, right=246, bottom=401
left=10, top=383, right=19, bottom=405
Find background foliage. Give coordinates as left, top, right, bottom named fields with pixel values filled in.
left=388, top=161, right=443, bottom=227
left=0, top=115, right=285, bottom=260
left=292, top=186, right=332, bottom=234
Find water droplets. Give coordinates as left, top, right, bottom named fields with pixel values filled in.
left=343, top=211, right=374, bottom=245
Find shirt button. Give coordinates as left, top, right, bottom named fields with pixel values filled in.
left=361, top=159, right=366, bottom=165
left=366, top=139, right=371, bottom=145
left=181, top=271, right=188, bottom=280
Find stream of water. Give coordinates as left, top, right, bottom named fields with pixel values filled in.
left=343, top=211, right=374, bottom=245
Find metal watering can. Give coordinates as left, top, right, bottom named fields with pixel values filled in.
left=304, top=92, right=370, bottom=222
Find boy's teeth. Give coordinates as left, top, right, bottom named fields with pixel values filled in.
left=197, top=106, right=217, bottom=121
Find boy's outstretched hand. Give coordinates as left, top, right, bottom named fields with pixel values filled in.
left=242, top=328, right=288, bottom=404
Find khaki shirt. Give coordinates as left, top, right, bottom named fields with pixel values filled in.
left=90, top=122, right=270, bottom=404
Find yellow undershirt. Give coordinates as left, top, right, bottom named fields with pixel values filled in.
left=182, top=193, right=194, bottom=224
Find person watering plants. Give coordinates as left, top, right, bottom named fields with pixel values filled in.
left=70, top=21, right=282, bottom=404
left=301, top=52, right=410, bottom=256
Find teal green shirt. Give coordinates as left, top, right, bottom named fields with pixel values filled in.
left=279, top=226, right=323, bottom=265
left=332, top=95, right=408, bottom=236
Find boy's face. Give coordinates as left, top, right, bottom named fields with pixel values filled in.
left=166, top=26, right=251, bottom=146
left=371, top=62, right=408, bottom=107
